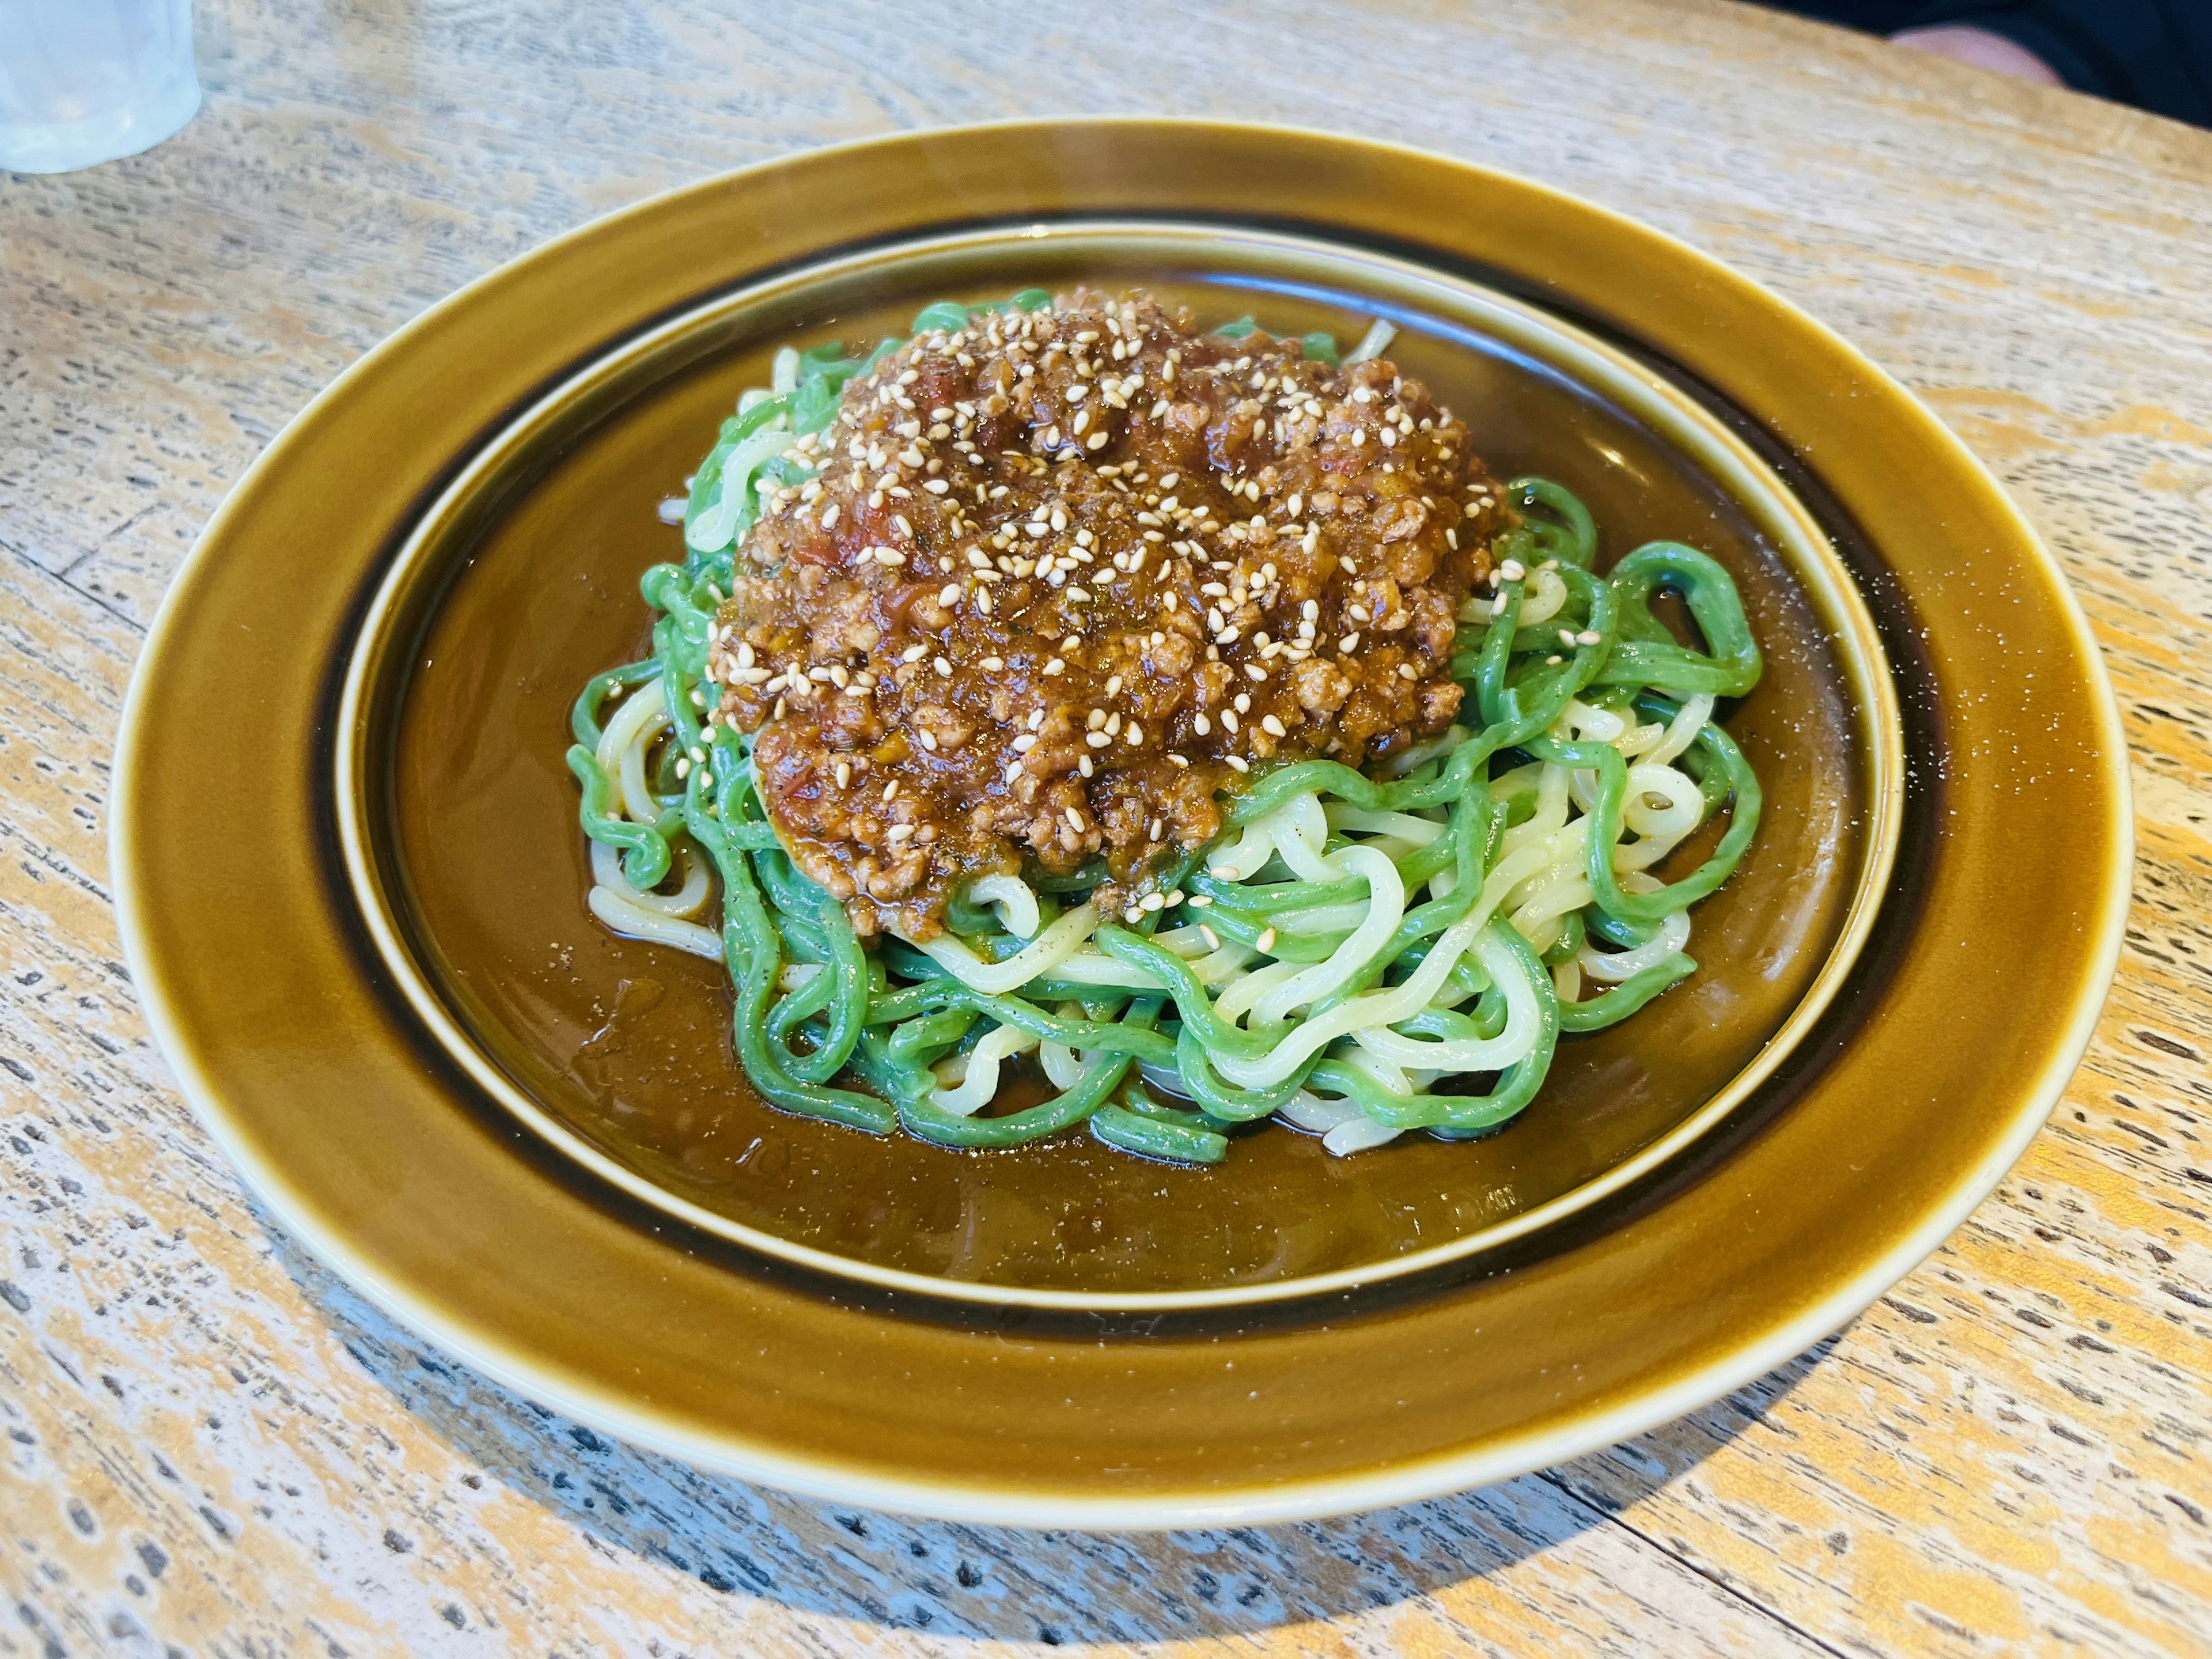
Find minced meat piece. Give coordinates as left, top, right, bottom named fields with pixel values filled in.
left=703, top=288, right=1514, bottom=939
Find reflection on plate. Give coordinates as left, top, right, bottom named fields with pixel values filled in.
left=115, top=122, right=2128, bottom=1525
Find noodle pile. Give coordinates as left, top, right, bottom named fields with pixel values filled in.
left=568, top=298, right=1763, bottom=1164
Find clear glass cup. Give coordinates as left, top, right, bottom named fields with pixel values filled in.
left=0, top=0, right=200, bottom=175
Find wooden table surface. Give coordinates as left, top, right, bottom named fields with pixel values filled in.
left=5, top=0, right=2210, bottom=1652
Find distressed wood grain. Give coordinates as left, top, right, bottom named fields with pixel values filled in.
left=3, top=0, right=2210, bottom=1652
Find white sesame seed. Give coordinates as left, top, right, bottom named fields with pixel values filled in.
left=887, top=823, right=915, bottom=842
left=918, top=729, right=938, bottom=751
left=1261, top=714, right=1287, bottom=737
left=1256, top=926, right=1277, bottom=952
left=1065, top=806, right=1085, bottom=831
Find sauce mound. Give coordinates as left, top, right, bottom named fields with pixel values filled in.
left=706, top=290, right=1511, bottom=940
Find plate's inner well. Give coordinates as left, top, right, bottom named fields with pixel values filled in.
left=381, top=238, right=1869, bottom=1295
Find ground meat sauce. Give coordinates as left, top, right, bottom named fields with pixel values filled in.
left=704, top=290, right=1514, bottom=940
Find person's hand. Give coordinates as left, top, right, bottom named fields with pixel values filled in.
left=1892, top=24, right=2065, bottom=85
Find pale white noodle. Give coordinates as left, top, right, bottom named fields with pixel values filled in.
left=900, top=903, right=1099, bottom=995
left=1343, top=317, right=1397, bottom=363
left=586, top=884, right=721, bottom=958
left=598, top=683, right=670, bottom=825
left=1580, top=905, right=1692, bottom=982
left=929, top=1022, right=1039, bottom=1116
left=966, top=872, right=1041, bottom=939
left=1516, top=565, right=1570, bottom=627
left=590, top=838, right=710, bottom=917
left=1649, top=694, right=1715, bottom=764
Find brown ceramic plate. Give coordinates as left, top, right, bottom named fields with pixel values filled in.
left=113, top=121, right=2129, bottom=1525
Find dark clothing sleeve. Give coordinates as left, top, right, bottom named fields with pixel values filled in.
left=1774, top=1, right=2212, bottom=127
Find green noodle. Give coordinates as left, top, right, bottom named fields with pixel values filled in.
left=567, top=297, right=1768, bottom=1165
